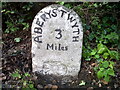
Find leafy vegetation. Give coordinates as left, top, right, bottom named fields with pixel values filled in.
left=2, top=2, right=33, bottom=33
left=58, top=2, right=120, bottom=83
left=11, top=69, right=36, bottom=89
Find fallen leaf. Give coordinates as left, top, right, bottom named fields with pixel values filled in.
left=101, top=80, right=108, bottom=84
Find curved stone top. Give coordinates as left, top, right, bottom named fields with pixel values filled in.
left=31, top=4, right=83, bottom=76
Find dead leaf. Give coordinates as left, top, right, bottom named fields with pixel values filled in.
left=101, top=80, right=108, bottom=85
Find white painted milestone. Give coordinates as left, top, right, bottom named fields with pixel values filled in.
left=31, top=4, right=83, bottom=76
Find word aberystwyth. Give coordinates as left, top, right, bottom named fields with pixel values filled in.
left=31, top=4, right=83, bottom=76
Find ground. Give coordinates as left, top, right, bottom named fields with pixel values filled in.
left=2, top=28, right=120, bottom=89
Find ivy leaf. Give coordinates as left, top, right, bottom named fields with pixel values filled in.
left=24, top=72, right=30, bottom=77
left=103, top=53, right=109, bottom=59
left=105, top=32, right=119, bottom=40
left=97, top=70, right=103, bottom=79
left=88, top=33, right=95, bottom=41
left=95, top=54, right=100, bottom=59
left=109, top=51, right=119, bottom=60
left=98, top=48, right=106, bottom=54
left=29, top=84, right=34, bottom=88
left=111, top=25, right=117, bottom=30
left=90, top=49, right=97, bottom=55
left=102, top=61, right=109, bottom=68
left=14, top=38, right=21, bottom=42
left=97, top=43, right=107, bottom=54
left=11, top=71, right=21, bottom=78
left=93, top=3, right=98, bottom=7
left=104, top=75, right=110, bottom=82
left=107, top=68, right=115, bottom=76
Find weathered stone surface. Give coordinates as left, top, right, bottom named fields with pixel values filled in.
left=31, top=4, right=83, bottom=76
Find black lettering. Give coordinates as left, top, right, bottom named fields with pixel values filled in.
left=58, top=44, right=61, bottom=51
left=73, top=28, right=80, bottom=34
left=72, top=36, right=79, bottom=42
left=67, top=13, right=76, bottom=22
left=34, top=27, right=42, bottom=34
left=72, top=22, right=78, bottom=28
left=55, top=29, right=62, bottom=39
left=60, top=10, right=67, bottom=17
left=47, top=44, right=53, bottom=50
left=55, top=44, right=57, bottom=50
left=36, top=18, right=44, bottom=27
left=34, top=36, right=42, bottom=43
left=51, top=9, right=57, bottom=17
left=40, top=14, right=48, bottom=22
left=65, top=46, right=68, bottom=51
left=61, top=46, right=64, bottom=51
left=45, top=10, right=51, bottom=18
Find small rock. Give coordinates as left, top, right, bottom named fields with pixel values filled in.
left=37, top=84, right=43, bottom=88
left=31, top=75, right=37, bottom=81
left=51, top=85, right=58, bottom=90
left=107, top=86, right=111, bottom=90
left=99, top=83, right=102, bottom=87
left=6, top=67, right=11, bottom=70
left=114, top=84, right=118, bottom=88
left=88, top=71, right=91, bottom=73
left=44, top=84, right=52, bottom=89
left=2, top=76, right=6, bottom=80
left=87, top=87, right=94, bottom=90
left=25, top=64, right=29, bottom=68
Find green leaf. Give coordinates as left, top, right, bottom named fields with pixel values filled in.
left=98, top=48, right=106, bottom=54
left=23, top=81, right=27, bottom=86
left=79, top=80, right=86, bottom=86
left=11, top=11, right=15, bottom=14
left=94, top=67, right=98, bottom=72
left=85, top=58, right=91, bottom=61
left=1, top=9, right=6, bottom=13
left=95, top=54, right=100, bottom=59
left=103, top=53, right=109, bottom=59
left=90, top=49, right=97, bottom=55
left=11, top=72, right=21, bottom=78
left=100, top=68, right=104, bottom=71
left=109, top=61, right=114, bottom=66
left=89, top=33, right=95, bottom=41
left=97, top=43, right=107, bottom=54
left=14, top=38, right=21, bottom=42
left=24, top=72, right=30, bottom=77
left=97, top=58, right=103, bottom=62
left=93, top=3, right=98, bottom=7
left=106, top=32, right=119, bottom=40
left=111, top=25, right=117, bottom=30
left=104, top=75, right=110, bottom=82
left=59, top=1, right=64, bottom=5
left=29, top=84, right=34, bottom=88
left=102, top=17, right=108, bottom=23
left=97, top=70, right=103, bottom=79
left=109, top=51, right=119, bottom=60
left=64, top=4, right=72, bottom=9
left=109, top=61, right=114, bottom=69
left=102, top=61, right=109, bottom=68
left=107, top=68, right=115, bottom=76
